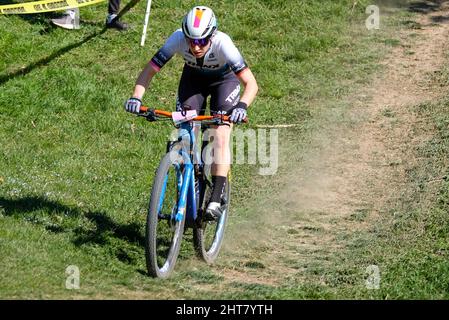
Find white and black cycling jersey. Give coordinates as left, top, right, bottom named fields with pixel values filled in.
left=150, top=29, right=248, bottom=77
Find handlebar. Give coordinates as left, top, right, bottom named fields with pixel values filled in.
left=139, top=106, right=248, bottom=124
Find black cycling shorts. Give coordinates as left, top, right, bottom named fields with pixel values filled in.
left=176, top=65, right=241, bottom=116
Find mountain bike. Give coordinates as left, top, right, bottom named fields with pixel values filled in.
left=136, top=107, right=245, bottom=279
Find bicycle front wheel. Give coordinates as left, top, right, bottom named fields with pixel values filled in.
left=145, top=151, right=185, bottom=278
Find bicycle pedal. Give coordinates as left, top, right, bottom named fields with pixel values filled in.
left=204, top=208, right=222, bottom=222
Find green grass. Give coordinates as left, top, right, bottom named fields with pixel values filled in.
left=377, top=96, right=449, bottom=299
left=286, top=59, right=449, bottom=300
left=331, top=95, right=449, bottom=300
left=1, top=0, right=443, bottom=299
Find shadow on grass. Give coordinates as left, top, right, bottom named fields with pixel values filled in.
left=74, top=211, right=144, bottom=247
left=0, top=196, right=145, bottom=248
left=430, top=14, right=449, bottom=23
left=408, top=0, right=446, bottom=14
left=0, top=29, right=108, bottom=86
left=0, top=0, right=140, bottom=86
left=360, top=0, right=446, bottom=15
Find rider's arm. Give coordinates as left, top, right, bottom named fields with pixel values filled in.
left=132, top=63, right=158, bottom=99
left=236, top=68, right=258, bottom=107
left=220, top=33, right=258, bottom=107
left=131, top=29, right=183, bottom=99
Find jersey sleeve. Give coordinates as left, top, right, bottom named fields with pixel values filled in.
left=150, top=29, right=184, bottom=72
left=221, top=34, right=248, bottom=74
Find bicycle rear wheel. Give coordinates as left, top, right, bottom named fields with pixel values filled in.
left=193, top=165, right=231, bottom=264
left=145, top=150, right=185, bottom=278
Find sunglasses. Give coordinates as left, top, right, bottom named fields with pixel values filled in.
left=187, top=37, right=210, bottom=47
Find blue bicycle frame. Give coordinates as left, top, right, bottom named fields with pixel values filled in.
left=158, top=121, right=202, bottom=226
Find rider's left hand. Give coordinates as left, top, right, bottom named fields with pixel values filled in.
left=229, top=102, right=247, bottom=124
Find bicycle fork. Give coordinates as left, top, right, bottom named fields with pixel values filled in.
left=174, top=163, right=198, bottom=223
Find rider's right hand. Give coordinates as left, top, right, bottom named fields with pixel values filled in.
left=124, top=97, right=142, bottom=114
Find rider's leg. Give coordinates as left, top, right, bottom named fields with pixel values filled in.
left=211, top=124, right=232, bottom=176
left=204, top=124, right=232, bottom=220
left=205, top=74, right=240, bottom=220
left=209, top=123, right=232, bottom=200
left=176, top=65, right=207, bottom=157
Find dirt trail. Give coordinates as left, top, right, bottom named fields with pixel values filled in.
left=215, top=3, right=449, bottom=287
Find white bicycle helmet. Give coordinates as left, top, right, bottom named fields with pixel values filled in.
left=182, top=6, right=217, bottom=39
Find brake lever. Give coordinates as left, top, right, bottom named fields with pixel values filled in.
left=145, top=111, right=157, bottom=122
left=214, top=114, right=231, bottom=126
left=137, top=110, right=157, bottom=122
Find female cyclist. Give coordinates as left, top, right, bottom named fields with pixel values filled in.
left=125, top=5, right=258, bottom=220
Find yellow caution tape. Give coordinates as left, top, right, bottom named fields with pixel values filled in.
left=0, top=0, right=106, bottom=15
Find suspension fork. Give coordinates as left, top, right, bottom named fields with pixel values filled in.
left=175, top=162, right=194, bottom=222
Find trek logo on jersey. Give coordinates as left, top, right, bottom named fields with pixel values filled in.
left=225, top=85, right=241, bottom=103
left=194, top=8, right=205, bottom=28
